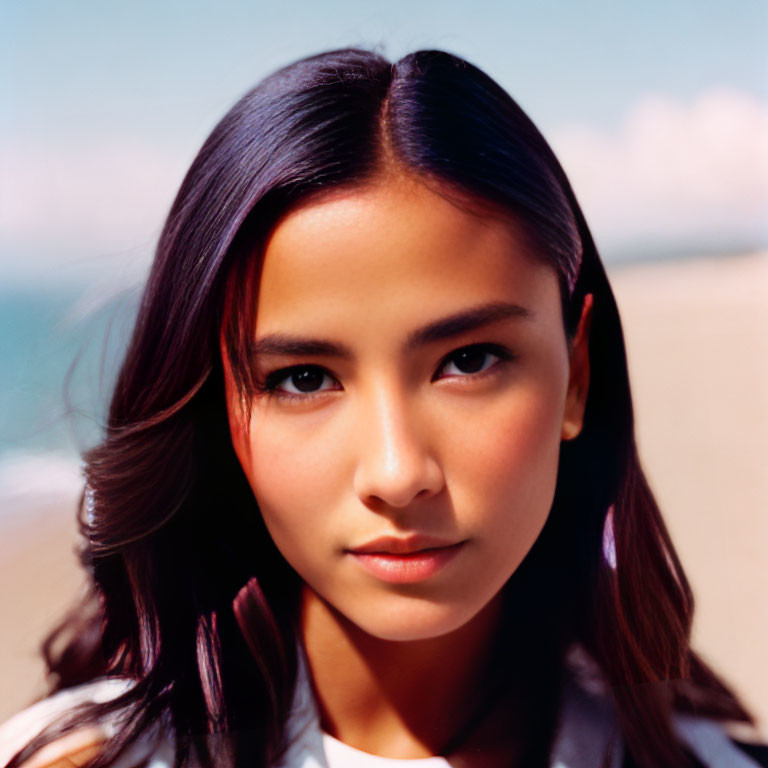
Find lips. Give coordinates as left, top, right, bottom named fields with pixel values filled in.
left=346, top=536, right=466, bottom=583
left=348, top=534, right=462, bottom=556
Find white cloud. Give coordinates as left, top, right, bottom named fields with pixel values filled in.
left=549, top=89, right=768, bottom=253
left=0, top=137, right=188, bottom=282
left=1, top=88, right=766, bottom=283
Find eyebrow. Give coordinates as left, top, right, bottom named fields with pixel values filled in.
left=248, top=301, right=533, bottom=360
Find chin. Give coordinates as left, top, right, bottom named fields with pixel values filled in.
left=349, top=597, right=491, bottom=643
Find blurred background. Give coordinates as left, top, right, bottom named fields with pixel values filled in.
left=1, top=0, right=766, bottom=734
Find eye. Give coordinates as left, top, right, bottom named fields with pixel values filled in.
left=258, top=343, right=512, bottom=402
left=260, top=365, right=339, bottom=400
left=434, top=343, right=512, bottom=380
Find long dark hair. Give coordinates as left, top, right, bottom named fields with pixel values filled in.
left=8, top=48, right=754, bottom=768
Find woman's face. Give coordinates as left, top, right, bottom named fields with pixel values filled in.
left=223, top=176, right=590, bottom=642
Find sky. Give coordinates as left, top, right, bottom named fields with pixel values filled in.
left=1, top=0, right=767, bottom=288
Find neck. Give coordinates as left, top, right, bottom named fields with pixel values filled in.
left=299, top=585, right=506, bottom=760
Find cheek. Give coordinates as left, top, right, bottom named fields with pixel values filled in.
left=496, top=389, right=563, bottom=476
left=449, top=375, right=566, bottom=527
left=240, top=418, right=342, bottom=551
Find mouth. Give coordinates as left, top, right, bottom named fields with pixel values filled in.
left=346, top=536, right=466, bottom=584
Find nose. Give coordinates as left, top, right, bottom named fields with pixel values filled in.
left=352, top=383, right=444, bottom=511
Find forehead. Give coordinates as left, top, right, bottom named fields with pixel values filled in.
left=254, top=179, right=562, bottom=337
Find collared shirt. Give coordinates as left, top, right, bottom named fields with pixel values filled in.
left=1, top=647, right=764, bottom=768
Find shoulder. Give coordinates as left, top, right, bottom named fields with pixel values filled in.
left=671, top=714, right=768, bottom=768
left=0, top=679, right=140, bottom=768
left=3, top=730, right=104, bottom=768
left=559, top=646, right=768, bottom=768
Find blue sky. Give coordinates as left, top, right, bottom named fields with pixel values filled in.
left=1, top=0, right=767, bottom=285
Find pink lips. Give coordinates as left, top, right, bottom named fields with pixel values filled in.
left=346, top=535, right=465, bottom=584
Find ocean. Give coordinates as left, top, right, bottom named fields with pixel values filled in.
left=0, top=283, right=141, bottom=506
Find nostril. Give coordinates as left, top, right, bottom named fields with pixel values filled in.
left=353, top=454, right=444, bottom=511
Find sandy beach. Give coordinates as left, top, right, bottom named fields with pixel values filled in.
left=609, top=249, right=768, bottom=736
left=0, top=478, right=86, bottom=722
left=1, top=250, right=766, bottom=735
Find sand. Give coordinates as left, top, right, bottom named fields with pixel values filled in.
left=0, top=490, right=86, bottom=722
left=608, top=249, right=768, bottom=736
left=1, top=250, right=766, bottom=735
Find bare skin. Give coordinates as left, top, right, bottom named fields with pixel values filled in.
left=223, top=172, right=592, bottom=763
left=301, top=585, right=507, bottom=762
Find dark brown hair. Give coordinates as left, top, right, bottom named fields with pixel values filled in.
left=7, top=47, right=753, bottom=768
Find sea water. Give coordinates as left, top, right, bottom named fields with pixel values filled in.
left=0, top=282, right=140, bottom=513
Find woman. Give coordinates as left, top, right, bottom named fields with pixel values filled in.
left=1, top=48, right=765, bottom=768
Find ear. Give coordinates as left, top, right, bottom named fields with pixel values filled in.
left=561, top=293, right=593, bottom=441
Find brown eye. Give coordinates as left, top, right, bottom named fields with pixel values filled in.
left=451, top=348, right=491, bottom=373
left=436, top=343, right=511, bottom=380
left=263, top=365, right=338, bottom=397
left=287, top=368, right=327, bottom=393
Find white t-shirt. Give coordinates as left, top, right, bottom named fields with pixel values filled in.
left=0, top=647, right=761, bottom=768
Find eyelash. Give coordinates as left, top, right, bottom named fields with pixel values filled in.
left=255, top=343, right=515, bottom=403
